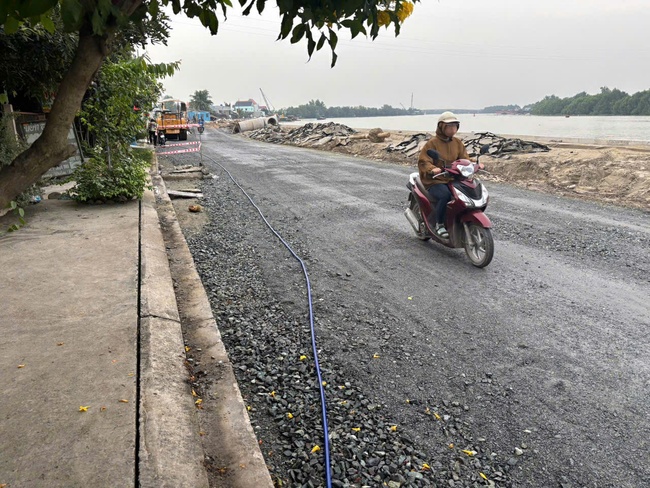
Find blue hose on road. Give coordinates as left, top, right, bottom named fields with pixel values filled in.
left=208, top=157, right=333, bottom=488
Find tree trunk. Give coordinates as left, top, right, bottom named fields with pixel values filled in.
left=0, top=31, right=110, bottom=210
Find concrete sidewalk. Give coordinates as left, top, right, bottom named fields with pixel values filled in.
left=0, top=181, right=271, bottom=487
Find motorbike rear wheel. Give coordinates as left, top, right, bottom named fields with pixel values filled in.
left=410, top=198, right=430, bottom=241
left=464, top=223, right=494, bottom=268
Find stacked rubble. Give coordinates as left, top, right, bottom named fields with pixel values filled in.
left=463, top=132, right=550, bottom=157
left=245, top=122, right=357, bottom=147
left=386, top=133, right=432, bottom=158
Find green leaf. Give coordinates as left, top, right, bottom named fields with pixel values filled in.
left=10, top=201, right=18, bottom=210
left=290, top=23, right=306, bottom=44
left=17, top=0, right=57, bottom=18
left=307, top=36, right=316, bottom=58
left=91, top=9, right=104, bottom=35
left=242, top=0, right=255, bottom=16
left=18, top=208, right=25, bottom=218
left=279, top=14, right=293, bottom=39
left=316, top=33, right=326, bottom=51
left=330, top=51, right=338, bottom=68
left=148, top=0, right=159, bottom=17
left=3, top=16, right=21, bottom=34
left=40, top=14, right=55, bottom=33
left=328, top=28, right=338, bottom=51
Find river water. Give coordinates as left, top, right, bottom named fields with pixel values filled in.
left=292, top=114, right=650, bottom=144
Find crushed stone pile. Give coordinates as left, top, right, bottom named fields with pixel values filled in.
left=463, top=132, right=550, bottom=157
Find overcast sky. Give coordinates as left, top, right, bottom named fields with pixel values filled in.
left=145, top=0, right=650, bottom=110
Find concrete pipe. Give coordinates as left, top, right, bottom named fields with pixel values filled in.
left=233, top=116, right=279, bottom=133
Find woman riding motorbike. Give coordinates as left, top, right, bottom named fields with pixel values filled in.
left=417, top=111, right=483, bottom=238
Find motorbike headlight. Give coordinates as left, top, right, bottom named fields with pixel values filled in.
left=458, top=164, right=475, bottom=178
left=455, top=191, right=474, bottom=207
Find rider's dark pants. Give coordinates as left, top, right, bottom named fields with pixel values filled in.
left=427, top=184, right=452, bottom=225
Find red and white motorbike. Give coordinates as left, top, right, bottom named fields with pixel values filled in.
left=404, top=145, right=494, bottom=268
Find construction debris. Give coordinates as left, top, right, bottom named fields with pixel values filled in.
left=163, top=165, right=209, bottom=180
left=463, top=132, right=550, bottom=157
left=167, top=190, right=204, bottom=199
left=386, top=133, right=432, bottom=158
left=245, top=122, right=357, bottom=148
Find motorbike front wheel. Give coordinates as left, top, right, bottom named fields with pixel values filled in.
left=464, top=224, right=494, bottom=268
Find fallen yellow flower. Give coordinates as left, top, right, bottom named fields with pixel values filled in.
left=352, top=427, right=361, bottom=432
left=373, top=353, right=380, bottom=359
left=195, top=399, right=203, bottom=406
left=287, top=413, right=294, bottom=419
left=119, top=399, right=129, bottom=403
left=448, top=443, right=454, bottom=449
left=479, top=472, right=488, bottom=480
left=185, top=346, right=191, bottom=352
left=79, top=406, right=89, bottom=412
left=299, top=355, right=307, bottom=361
left=311, top=445, right=320, bottom=453
left=462, top=449, right=477, bottom=456
left=17, top=364, right=25, bottom=368
left=390, top=425, right=397, bottom=431
left=434, top=412, right=441, bottom=420
left=270, top=391, right=276, bottom=397
left=422, top=463, right=431, bottom=471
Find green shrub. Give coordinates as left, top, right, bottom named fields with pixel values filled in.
left=70, top=147, right=152, bottom=202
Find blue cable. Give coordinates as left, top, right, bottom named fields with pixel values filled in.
left=208, top=157, right=333, bottom=488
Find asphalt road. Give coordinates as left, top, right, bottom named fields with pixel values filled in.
left=190, top=129, right=650, bottom=487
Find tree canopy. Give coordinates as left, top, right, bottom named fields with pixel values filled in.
left=190, top=90, right=213, bottom=111
left=0, top=0, right=419, bottom=211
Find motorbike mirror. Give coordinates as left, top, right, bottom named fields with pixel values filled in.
left=427, top=149, right=440, bottom=160
left=479, top=144, right=490, bottom=155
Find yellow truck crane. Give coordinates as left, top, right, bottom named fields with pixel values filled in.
left=155, top=99, right=189, bottom=141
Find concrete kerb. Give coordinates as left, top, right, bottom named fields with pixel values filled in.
left=149, top=157, right=274, bottom=487
left=139, top=187, right=210, bottom=488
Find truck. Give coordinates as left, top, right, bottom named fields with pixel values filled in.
left=154, top=99, right=189, bottom=141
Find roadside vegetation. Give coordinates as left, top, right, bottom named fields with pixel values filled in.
left=0, top=0, right=419, bottom=211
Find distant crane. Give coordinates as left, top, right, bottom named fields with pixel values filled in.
left=259, top=88, right=275, bottom=114
left=399, top=103, right=407, bottom=110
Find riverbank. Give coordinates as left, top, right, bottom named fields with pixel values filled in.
left=228, top=121, right=650, bottom=211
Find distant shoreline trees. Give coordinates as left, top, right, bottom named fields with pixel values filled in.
left=282, top=87, right=650, bottom=119
left=528, top=87, right=650, bottom=115
left=282, top=99, right=422, bottom=119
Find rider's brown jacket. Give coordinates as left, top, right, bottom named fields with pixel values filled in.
left=417, top=132, right=470, bottom=188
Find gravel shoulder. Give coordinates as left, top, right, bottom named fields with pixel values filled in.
left=159, top=128, right=650, bottom=488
